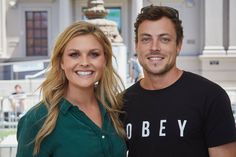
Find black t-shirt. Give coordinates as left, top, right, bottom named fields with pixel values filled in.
left=122, top=71, right=236, bottom=157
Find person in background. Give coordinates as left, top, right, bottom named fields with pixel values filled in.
left=122, top=5, right=236, bottom=157
left=129, top=53, right=142, bottom=83
left=8, top=84, right=26, bottom=117
left=16, top=21, right=127, bottom=157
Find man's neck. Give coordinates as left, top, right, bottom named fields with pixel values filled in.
left=140, top=68, right=183, bottom=90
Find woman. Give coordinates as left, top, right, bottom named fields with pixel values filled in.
left=16, top=21, right=127, bottom=157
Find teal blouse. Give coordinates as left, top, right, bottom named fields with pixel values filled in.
left=16, top=98, right=127, bottom=157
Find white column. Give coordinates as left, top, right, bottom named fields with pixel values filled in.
left=131, top=0, right=143, bottom=54
left=58, top=0, right=73, bottom=32
left=0, top=0, right=6, bottom=57
left=112, top=43, right=128, bottom=86
left=202, top=0, right=226, bottom=55
left=227, top=0, right=236, bottom=54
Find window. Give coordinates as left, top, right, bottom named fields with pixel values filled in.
left=25, top=11, right=48, bottom=56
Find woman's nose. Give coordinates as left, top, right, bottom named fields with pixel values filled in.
left=79, top=56, right=89, bottom=67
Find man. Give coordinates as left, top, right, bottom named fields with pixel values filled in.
left=122, top=5, right=236, bottom=157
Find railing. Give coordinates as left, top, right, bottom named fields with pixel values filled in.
left=0, top=59, right=49, bottom=80
left=0, top=94, right=40, bottom=128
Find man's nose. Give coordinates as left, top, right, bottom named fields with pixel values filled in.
left=151, top=39, right=161, bottom=52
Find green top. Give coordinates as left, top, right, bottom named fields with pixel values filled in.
left=16, top=98, right=127, bottom=157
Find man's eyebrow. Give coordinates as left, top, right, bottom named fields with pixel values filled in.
left=158, top=33, right=171, bottom=37
left=139, top=33, right=152, bottom=37
left=140, top=33, right=171, bottom=37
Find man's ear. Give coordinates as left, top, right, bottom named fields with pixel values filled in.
left=176, top=41, right=183, bottom=56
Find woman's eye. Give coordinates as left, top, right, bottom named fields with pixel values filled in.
left=90, top=52, right=99, bottom=58
left=69, top=52, right=80, bottom=58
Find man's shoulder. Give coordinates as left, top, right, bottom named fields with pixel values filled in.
left=184, top=71, right=221, bottom=86
left=123, top=82, right=143, bottom=103
left=183, top=71, right=226, bottom=94
left=125, top=82, right=141, bottom=93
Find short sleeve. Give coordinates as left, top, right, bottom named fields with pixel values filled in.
left=204, top=89, right=236, bottom=147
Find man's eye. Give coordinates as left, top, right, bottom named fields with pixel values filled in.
left=141, top=37, right=151, bottom=43
left=160, top=37, right=170, bottom=43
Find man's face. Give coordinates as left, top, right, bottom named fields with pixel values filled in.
left=136, top=17, right=182, bottom=77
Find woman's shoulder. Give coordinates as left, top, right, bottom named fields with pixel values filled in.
left=18, top=102, right=48, bottom=130
left=24, top=102, right=48, bottom=120
left=16, top=102, right=48, bottom=144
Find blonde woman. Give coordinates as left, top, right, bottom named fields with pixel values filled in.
left=16, top=21, right=127, bottom=157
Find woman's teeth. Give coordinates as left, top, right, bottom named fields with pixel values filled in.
left=77, top=71, right=92, bottom=76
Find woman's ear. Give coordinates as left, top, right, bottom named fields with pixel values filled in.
left=60, top=59, right=65, bottom=70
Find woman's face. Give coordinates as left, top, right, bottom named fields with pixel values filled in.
left=61, top=34, right=106, bottom=90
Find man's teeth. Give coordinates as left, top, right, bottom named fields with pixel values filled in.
left=77, top=71, right=92, bottom=76
left=149, top=57, right=162, bottom=60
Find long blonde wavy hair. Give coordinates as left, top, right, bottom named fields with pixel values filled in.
left=33, top=21, right=125, bottom=155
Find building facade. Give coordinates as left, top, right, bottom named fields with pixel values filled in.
left=0, top=0, right=236, bottom=87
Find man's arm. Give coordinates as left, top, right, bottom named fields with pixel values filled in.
left=208, top=142, right=236, bottom=157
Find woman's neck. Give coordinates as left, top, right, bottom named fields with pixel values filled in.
left=64, top=85, right=97, bottom=108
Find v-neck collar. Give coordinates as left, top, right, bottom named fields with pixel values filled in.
left=59, top=97, right=107, bottom=131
